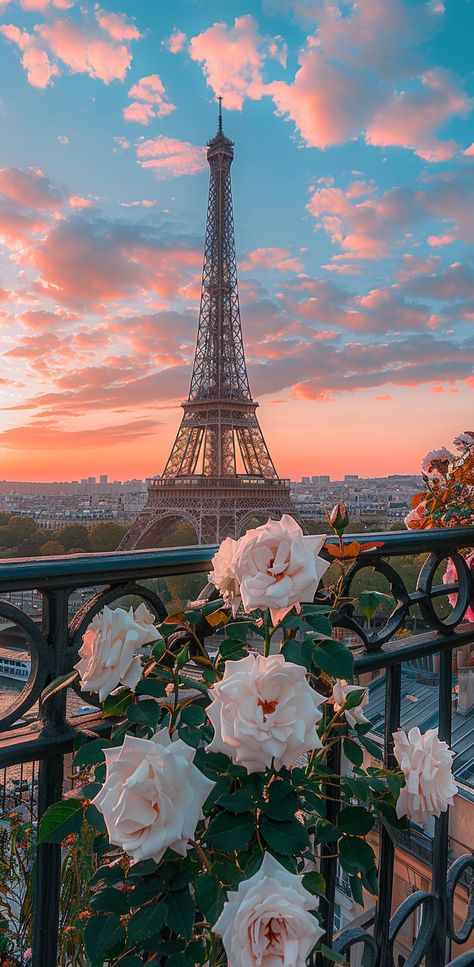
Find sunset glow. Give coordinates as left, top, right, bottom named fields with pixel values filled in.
left=0, top=0, right=472, bottom=481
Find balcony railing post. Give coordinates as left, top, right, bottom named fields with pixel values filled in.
left=32, top=588, right=71, bottom=967
left=374, top=663, right=402, bottom=966
left=427, top=648, right=453, bottom=967
left=318, top=733, right=342, bottom=966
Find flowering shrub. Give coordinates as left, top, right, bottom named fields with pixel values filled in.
left=39, top=514, right=457, bottom=966
left=405, top=429, right=474, bottom=622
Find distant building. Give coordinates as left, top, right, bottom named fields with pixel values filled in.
left=301, top=476, right=311, bottom=484
left=311, top=475, right=330, bottom=484
left=344, top=474, right=359, bottom=481
left=99, top=475, right=108, bottom=485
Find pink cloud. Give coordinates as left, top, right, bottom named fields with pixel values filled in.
left=395, top=254, right=440, bottom=282
left=189, top=15, right=271, bottom=110
left=165, top=28, right=187, bottom=54
left=239, top=247, right=304, bottom=272
left=123, top=74, right=175, bottom=124
left=464, top=143, right=474, bottom=157
left=0, top=418, right=160, bottom=450
left=0, top=23, right=59, bottom=88
left=366, top=69, right=471, bottom=161
left=0, top=166, right=64, bottom=209
left=69, top=195, right=92, bottom=209
left=95, top=8, right=141, bottom=42
left=36, top=19, right=133, bottom=83
left=136, top=136, right=207, bottom=180
left=427, top=233, right=455, bottom=248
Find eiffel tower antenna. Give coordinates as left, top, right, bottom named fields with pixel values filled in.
left=120, top=105, right=302, bottom=547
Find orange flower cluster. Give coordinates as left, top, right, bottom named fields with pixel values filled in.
left=405, top=431, right=474, bottom=531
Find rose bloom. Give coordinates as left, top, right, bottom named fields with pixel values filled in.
left=404, top=500, right=430, bottom=530
left=208, top=535, right=241, bottom=615
left=443, top=554, right=474, bottom=623
left=230, top=514, right=329, bottom=625
left=206, top=653, right=325, bottom=773
left=332, top=679, right=369, bottom=729
left=393, top=727, right=457, bottom=826
left=421, top=448, right=454, bottom=476
left=92, top=730, right=215, bottom=864
left=212, top=852, right=324, bottom=967
left=74, top=602, right=160, bottom=701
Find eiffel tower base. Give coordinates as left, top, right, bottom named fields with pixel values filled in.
left=119, top=477, right=306, bottom=548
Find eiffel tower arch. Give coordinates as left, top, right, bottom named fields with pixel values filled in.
left=120, top=101, right=303, bottom=549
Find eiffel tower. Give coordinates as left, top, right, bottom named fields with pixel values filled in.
left=120, top=101, right=301, bottom=547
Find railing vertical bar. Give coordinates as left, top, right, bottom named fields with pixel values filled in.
left=427, top=647, right=453, bottom=967
left=374, top=663, right=402, bottom=966
left=32, top=589, right=71, bottom=967
left=319, top=736, right=342, bottom=966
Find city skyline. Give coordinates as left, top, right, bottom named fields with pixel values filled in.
left=0, top=0, right=473, bottom=482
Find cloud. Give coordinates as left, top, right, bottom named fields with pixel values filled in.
left=307, top=167, right=474, bottom=262
left=95, top=8, right=141, bottom=42
left=0, top=8, right=141, bottom=88
left=239, top=247, right=304, bottom=272
left=165, top=28, right=187, bottom=54
left=136, top=136, right=207, bottom=180
left=24, top=212, right=202, bottom=308
left=395, top=253, right=441, bottom=282
left=0, top=166, right=64, bottom=209
left=69, top=195, right=93, bottom=209
left=123, top=74, right=175, bottom=125
left=366, top=69, right=471, bottom=161
left=189, top=14, right=278, bottom=110
left=112, top=136, right=130, bottom=152
left=0, top=418, right=160, bottom=450
left=398, top=261, right=474, bottom=301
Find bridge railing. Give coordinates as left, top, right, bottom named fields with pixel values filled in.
left=0, top=527, right=473, bottom=967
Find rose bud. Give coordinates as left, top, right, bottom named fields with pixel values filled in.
left=327, top=502, right=349, bottom=535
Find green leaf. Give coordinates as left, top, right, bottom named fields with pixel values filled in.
left=38, top=799, right=84, bottom=843
left=166, top=889, right=195, bottom=940
left=261, top=780, right=299, bottom=820
left=358, top=590, right=392, bottom=620
left=226, top=621, right=252, bottom=639
left=218, top=639, right=249, bottom=661
left=136, top=678, right=166, bottom=698
left=114, top=958, right=143, bottom=967
left=218, top=788, right=258, bottom=813
left=343, top=738, right=363, bottom=768
left=40, top=670, right=79, bottom=703
left=127, top=900, right=167, bottom=944
left=260, top=815, right=310, bottom=855
left=319, top=945, right=346, bottom=964
left=206, top=811, right=255, bottom=850
left=195, top=873, right=225, bottom=924
left=201, top=598, right=225, bottom=615
left=312, top=638, right=353, bottom=679
left=84, top=913, right=125, bottom=959
left=344, top=688, right=367, bottom=710
left=180, top=704, right=207, bottom=726
left=304, top=613, right=333, bottom=637
left=89, top=888, right=129, bottom=915
left=337, top=806, right=374, bottom=836
left=339, top=836, right=376, bottom=875
left=281, top=639, right=314, bottom=670
left=127, top=699, right=162, bottom=728
left=102, top=687, right=133, bottom=718
left=302, top=871, right=326, bottom=897
left=74, top=738, right=114, bottom=769
left=349, top=873, right=364, bottom=906
left=89, top=864, right=125, bottom=888
left=358, top=734, right=383, bottom=759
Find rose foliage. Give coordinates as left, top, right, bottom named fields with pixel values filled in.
left=39, top=515, right=457, bottom=966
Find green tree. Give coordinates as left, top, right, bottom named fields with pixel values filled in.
left=88, top=521, right=127, bottom=552
left=0, top=511, right=11, bottom=526
left=58, top=524, right=90, bottom=551
left=7, top=515, right=38, bottom=539
left=40, top=540, right=65, bottom=556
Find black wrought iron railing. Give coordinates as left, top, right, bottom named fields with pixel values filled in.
left=0, top=527, right=473, bottom=966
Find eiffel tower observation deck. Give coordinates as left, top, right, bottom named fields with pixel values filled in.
left=121, top=101, right=301, bottom=547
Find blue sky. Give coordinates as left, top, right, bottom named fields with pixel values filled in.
left=0, top=0, right=473, bottom=480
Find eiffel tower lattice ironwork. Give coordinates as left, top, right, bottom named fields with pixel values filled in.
left=120, top=101, right=302, bottom=547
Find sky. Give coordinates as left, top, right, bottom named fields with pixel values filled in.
left=0, top=0, right=473, bottom=482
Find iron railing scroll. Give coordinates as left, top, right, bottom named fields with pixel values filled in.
left=0, top=528, right=473, bottom=966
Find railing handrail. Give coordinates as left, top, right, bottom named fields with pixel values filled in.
left=0, top=525, right=472, bottom=592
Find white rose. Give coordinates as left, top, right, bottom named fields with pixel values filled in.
left=92, top=729, right=215, bottom=864
left=212, top=852, right=324, bottom=967
left=333, top=679, right=369, bottom=729
left=404, top=500, right=429, bottom=530
left=232, top=514, right=330, bottom=625
left=393, top=727, right=458, bottom=826
left=74, top=603, right=161, bottom=701
left=421, top=447, right=454, bottom=476
left=209, top=535, right=241, bottom=616
left=206, top=653, right=325, bottom=773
